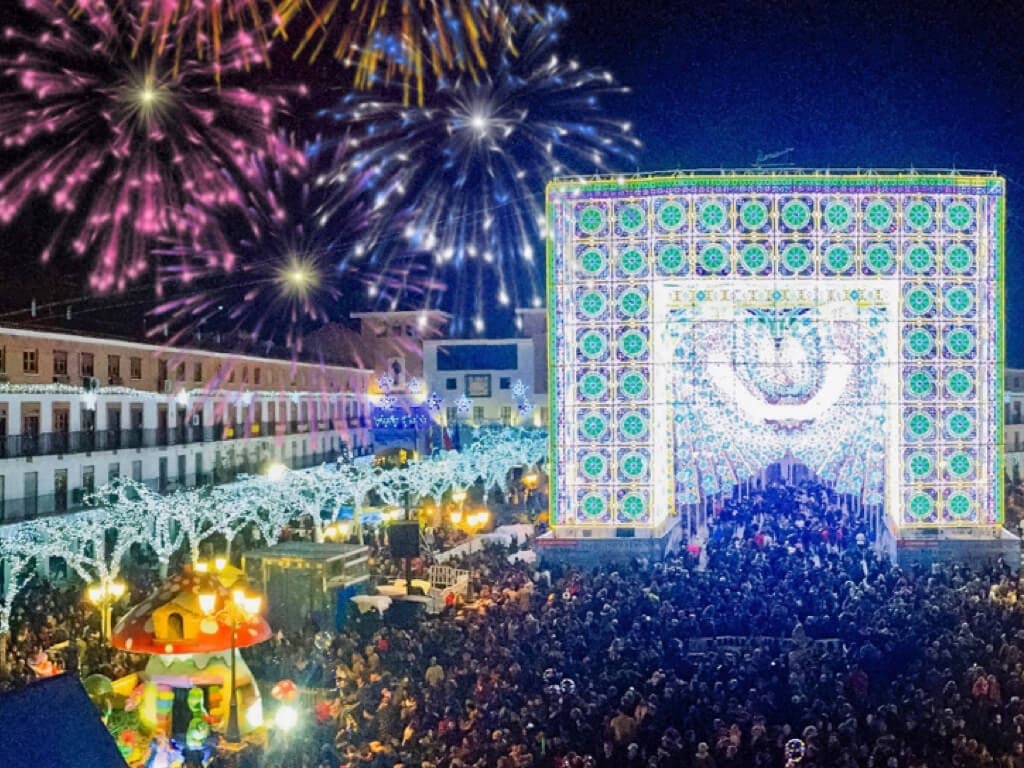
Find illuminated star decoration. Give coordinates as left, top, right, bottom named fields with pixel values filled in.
left=0, top=0, right=295, bottom=293
left=151, top=137, right=436, bottom=355
left=320, top=4, right=639, bottom=333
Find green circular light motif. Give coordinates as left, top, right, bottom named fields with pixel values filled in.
left=619, top=248, right=646, bottom=275
left=581, top=493, right=606, bottom=518
left=620, top=494, right=646, bottom=520
left=619, top=331, right=646, bottom=359
left=658, top=245, right=686, bottom=273
left=582, top=414, right=607, bottom=438
left=906, top=201, right=933, bottom=229
left=579, top=291, right=606, bottom=318
left=825, top=244, right=852, bottom=272
left=907, top=412, right=933, bottom=437
left=619, top=290, right=646, bottom=318
left=620, top=413, right=646, bottom=438
left=581, top=454, right=606, bottom=478
left=908, top=453, right=933, bottom=478
left=944, top=244, right=973, bottom=273
left=947, top=493, right=972, bottom=518
left=905, top=328, right=935, bottom=357
left=619, top=372, right=647, bottom=399
left=740, top=200, right=768, bottom=228
left=945, top=329, right=974, bottom=357
left=909, top=493, right=935, bottom=518
left=619, top=204, right=645, bottom=232
left=579, top=249, right=605, bottom=275
left=945, top=202, right=973, bottom=230
left=621, top=453, right=646, bottom=478
left=946, top=370, right=973, bottom=398
left=905, top=287, right=934, bottom=316
left=865, top=200, right=893, bottom=230
left=905, top=244, right=935, bottom=273
left=946, top=411, right=972, bottom=437
left=699, top=201, right=727, bottom=229
left=865, top=244, right=894, bottom=273
left=945, top=286, right=974, bottom=316
left=700, top=245, right=728, bottom=272
left=579, top=206, right=605, bottom=233
left=741, top=244, right=768, bottom=271
left=781, top=200, right=811, bottom=229
left=783, top=244, right=810, bottom=271
left=948, top=452, right=973, bottom=478
left=579, top=331, right=606, bottom=359
left=907, top=371, right=934, bottom=398
left=657, top=202, right=684, bottom=230
left=579, top=373, right=607, bottom=399
left=825, top=201, right=852, bottom=228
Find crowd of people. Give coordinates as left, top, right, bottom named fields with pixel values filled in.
left=6, top=479, right=1024, bottom=768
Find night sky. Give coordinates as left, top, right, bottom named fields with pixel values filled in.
left=2, top=0, right=1024, bottom=361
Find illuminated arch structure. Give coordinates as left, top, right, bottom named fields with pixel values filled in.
left=543, top=172, right=1008, bottom=565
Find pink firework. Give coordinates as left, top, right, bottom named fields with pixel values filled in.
left=0, top=0, right=297, bottom=293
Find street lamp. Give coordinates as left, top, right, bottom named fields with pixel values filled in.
left=87, top=578, right=126, bottom=641
left=198, top=585, right=263, bottom=743
left=265, top=462, right=288, bottom=482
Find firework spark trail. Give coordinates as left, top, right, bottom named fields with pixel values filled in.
left=277, top=0, right=515, bottom=105
left=151, top=136, right=442, bottom=356
left=319, top=4, right=639, bottom=331
left=0, top=0, right=296, bottom=293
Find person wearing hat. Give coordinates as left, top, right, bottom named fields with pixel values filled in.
left=694, top=742, right=716, bottom=767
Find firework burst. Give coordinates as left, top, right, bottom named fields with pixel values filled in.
left=278, top=0, right=516, bottom=105
left=319, top=4, right=639, bottom=330
left=0, top=0, right=295, bottom=293
left=152, top=138, right=439, bottom=355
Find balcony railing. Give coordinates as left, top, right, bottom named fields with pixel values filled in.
left=0, top=418, right=367, bottom=460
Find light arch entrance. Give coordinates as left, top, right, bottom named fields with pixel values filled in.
left=546, top=172, right=1004, bottom=553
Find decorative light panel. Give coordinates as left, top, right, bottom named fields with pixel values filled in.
left=546, top=173, right=1004, bottom=532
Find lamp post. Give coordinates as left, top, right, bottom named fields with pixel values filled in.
left=198, top=586, right=263, bottom=743
left=86, top=578, right=126, bottom=641
left=522, top=469, right=540, bottom=513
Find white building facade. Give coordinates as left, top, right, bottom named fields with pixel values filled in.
left=0, top=327, right=374, bottom=523
left=423, top=336, right=548, bottom=430
left=1007, top=367, right=1024, bottom=483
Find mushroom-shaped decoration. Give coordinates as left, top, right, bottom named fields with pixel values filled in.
left=111, top=568, right=270, bottom=656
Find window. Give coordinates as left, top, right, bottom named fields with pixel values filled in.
left=242, top=366, right=249, bottom=384
left=445, top=377, right=457, bottom=390
left=499, top=377, right=511, bottom=390
left=80, top=352, right=94, bottom=377
left=23, top=349, right=38, bottom=374
left=229, top=368, right=236, bottom=383
left=53, top=350, right=68, bottom=376
left=176, top=363, right=185, bottom=381
left=446, top=407, right=458, bottom=424
left=82, top=465, right=95, bottom=494
left=254, top=367, right=261, bottom=386
left=131, top=460, right=142, bottom=482
left=193, top=362, right=202, bottom=382
left=501, top=406, right=513, bottom=425
left=0, top=346, right=5, bottom=374
left=473, top=406, right=485, bottom=422
left=107, top=355, right=120, bottom=379
left=130, top=356, right=142, bottom=379
left=108, top=462, right=119, bottom=481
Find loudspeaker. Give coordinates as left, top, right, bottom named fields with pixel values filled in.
left=390, top=521, right=420, bottom=558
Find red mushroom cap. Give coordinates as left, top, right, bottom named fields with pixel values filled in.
left=111, top=569, right=270, bottom=656
left=270, top=679, right=299, bottom=702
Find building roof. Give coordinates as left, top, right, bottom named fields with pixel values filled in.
left=243, top=541, right=370, bottom=562
left=0, top=675, right=128, bottom=768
